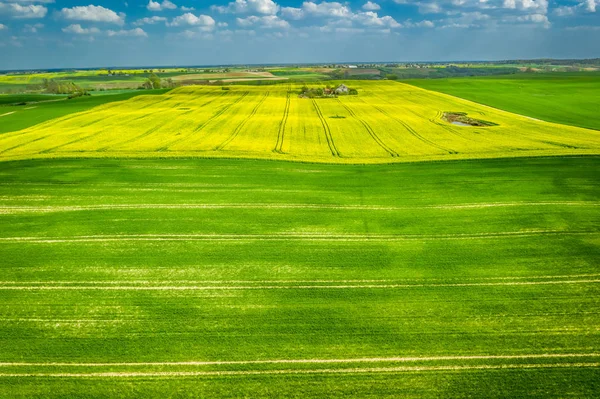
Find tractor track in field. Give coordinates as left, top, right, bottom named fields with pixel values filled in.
left=367, top=101, right=457, bottom=154
left=312, top=99, right=340, bottom=157
left=192, top=91, right=249, bottom=134
left=0, top=277, right=599, bottom=290
left=0, top=353, right=598, bottom=367
left=105, top=91, right=231, bottom=152
left=273, top=89, right=291, bottom=154
left=337, top=99, right=399, bottom=157
left=215, top=91, right=270, bottom=151
left=1, top=201, right=597, bottom=214
left=0, top=230, right=595, bottom=243
left=0, top=362, right=598, bottom=378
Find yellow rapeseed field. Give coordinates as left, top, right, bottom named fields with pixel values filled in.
left=1, top=81, right=599, bottom=163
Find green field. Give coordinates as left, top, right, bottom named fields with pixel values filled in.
left=1, top=81, right=599, bottom=163
left=405, top=73, right=600, bottom=131
left=0, top=156, right=598, bottom=397
left=1, top=70, right=599, bottom=397
left=0, top=90, right=169, bottom=135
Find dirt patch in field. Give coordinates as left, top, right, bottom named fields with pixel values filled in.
left=443, top=112, right=498, bottom=127
left=172, top=72, right=277, bottom=81
left=346, top=69, right=381, bottom=76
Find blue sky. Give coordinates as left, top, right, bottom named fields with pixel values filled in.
left=0, top=0, right=598, bottom=69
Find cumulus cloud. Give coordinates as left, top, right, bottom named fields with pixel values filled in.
left=354, top=11, right=401, bottom=28
left=362, top=1, right=381, bottom=10
left=147, top=0, right=177, bottom=11
left=303, top=1, right=352, bottom=17
left=23, top=22, right=43, bottom=32
left=281, top=6, right=304, bottom=19
left=0, top=23, right=7, bottom=30
left=502, top=0, right=548, bottom=14
left=0, top=3, right=47, bottom=19
left=168, top=13, right=216, bottom=29
left=212, top=0, right=280, bottom=15
left=134, top=16, right=167, bottom=25
left=107, top=27, right=148, bottom=37
left=59, top=5, right=125, bottom=25
left=236, top=15, right=290, bottom=28
left=511, top=12, right=550, bottom=27
left=583, top=0, right=596, bottom=12
left=554, top=6, right=576, bottom=16
left=62, top=23, right=100, bottom=35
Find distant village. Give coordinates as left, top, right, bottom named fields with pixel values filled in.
left=299, top=84, right=358, bottom=98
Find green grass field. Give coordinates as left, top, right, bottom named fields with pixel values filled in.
left=0, top=156, right=598, bottom=397
left=405, top=73, right=600, bottom=131
left=1, top=81, right=599, bottom=163
left=0, top=90, right=169, bottom=135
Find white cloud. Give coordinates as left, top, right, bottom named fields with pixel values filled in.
left=168, top=13, right=216, bottom=29
left=418, top=2, right=442, bottom=13
left=59, top=5, right=125, bottom=25
left=302, top=1, right=352, bottom=18
left=181, top=6, right=195, bottom=11
left=0, top=23, right=7, bottom=30
left=554, top=6, right=576, bottom=16
left=362, top=1, right=381, bottom=10
left=0, top=3, right=47, bottom=19
left=23, top=22, right=43, bottom=32
left=147, top=0, right=177, bottom=11
left=236, top=15, right=290, bottom=28
left=354, top=11, right=401, bottom=28
left=502, top=0, right=548, bottom=14
left=8, top=0, right=54, bottom=3
left=212, top=0, right=280, bottom=15
left=134, top=16, right=167, bottom=25
left=512, top=12, right=550, bottom=27
left=62, top=23, right=100, bottom=35
left=281, top=6, right=304, bottom=19
left=107, top=28, right=148, bottom=37
left=217, top=21, right=228, bottom=27
left=583, top=0, right=596, bottom=12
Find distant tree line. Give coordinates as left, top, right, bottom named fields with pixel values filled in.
left=43, top=79, right=90, bottom=98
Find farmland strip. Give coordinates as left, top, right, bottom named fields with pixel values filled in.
left=273, top=90, right=291, bottom=153
left=214, top=91, right=270, bottom=151
left=0, top=201, right=597, bottom=214
left=312, top=99, right=340, bottom=157
left=0, top=230, right=594, bottom=243
left=337, top=99, right=399, bottom=157
left=0, top=363, right=598, bottom=378
left=1, top=279, right=599, bottom=290
left=1, top=353, right=598, bottom=367
left=4, top=274, right=600, bottom=285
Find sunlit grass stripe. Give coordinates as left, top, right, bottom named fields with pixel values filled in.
left=274, top=89, right=291, bottom=154
left=1, top=353, right=599, bottom=367
left=0, top=201, right=598, bottom=214
left=337, top=98, right=399, bottom=157
left=1, top=363, right=598, bottom=378
left=1, top=278, right=599, bottom=290
left=312, top=99, right=340, bottom=157
left=4, top=273, right=600, bottom=285
left=0, top=230, right=594, bottom=243
left=215, top=91, right=270, bottom=151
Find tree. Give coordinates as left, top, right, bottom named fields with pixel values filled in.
left=148, top=73, right=161, bottom=89
left=386, top=74, right=398, bottom=80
